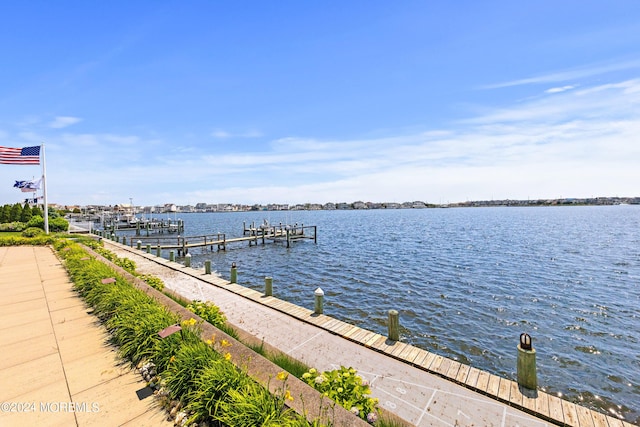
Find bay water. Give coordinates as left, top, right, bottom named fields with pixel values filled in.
left=126, top=205, right=640, bottom=422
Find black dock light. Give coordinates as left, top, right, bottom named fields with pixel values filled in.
left=520, top=333, right=532, bottom=351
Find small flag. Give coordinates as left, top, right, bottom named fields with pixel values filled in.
left=14, top=178, right=42, bottom=192
left=0, top=145, right=41, bottom=165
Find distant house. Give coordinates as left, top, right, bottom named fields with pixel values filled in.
left=353, top=201, right=367, bottom=209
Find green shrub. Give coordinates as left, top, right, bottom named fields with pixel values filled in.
left=49, top=216, right=69, bottom=232
left=27, top=215, right=44, bottom=229
left=0, top=234, right=56, bottom=246
left=186, top=300, right=227, bottom=328
left=22, top=227, right=44, bottom=237
left=302, top=366, right=379, bottom=423
left=140, top=274, right=165, bottom=291
left=0, top=222, right=26, bottom=232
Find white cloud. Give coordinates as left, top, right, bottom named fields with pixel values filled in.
left=50, top=116, right=82, bottom=129
left=482, top=59, right=640, bottom=89
left=545, top=85, right=576, bottom=94
left=211, top=129, right=262, bottom=138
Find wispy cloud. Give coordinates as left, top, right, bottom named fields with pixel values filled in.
left=545, top=85, right=576, bottom=94
left=49, top=116, right=82, bottom=129
left=481, top=59, right=640, bottom=89
left=211, top=129, right=263, bottom=139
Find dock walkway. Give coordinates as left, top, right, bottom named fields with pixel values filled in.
left=102, top=240, right=634, bottom=427
left=0, top=246, right=171, bottom=427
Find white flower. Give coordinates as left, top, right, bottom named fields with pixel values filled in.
left=314, top=375, right=326, bottom=384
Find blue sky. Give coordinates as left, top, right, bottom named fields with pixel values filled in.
left=1, top=1, right=639, bottom=206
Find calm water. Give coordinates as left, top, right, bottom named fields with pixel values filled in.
left=126, top=206, right=640, bottom=422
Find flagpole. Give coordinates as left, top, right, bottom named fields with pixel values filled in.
left=41, top=143, right=49, bottom=234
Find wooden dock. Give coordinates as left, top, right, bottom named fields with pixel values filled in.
left=119, top=224, right=317, bottom=255
left=103, top=218, right=185, bottom=236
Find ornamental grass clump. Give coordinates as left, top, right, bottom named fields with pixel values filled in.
left=211, top=371, right=309, bottom=427
left=302, top=366, right=379, bottom=424
left=163, top=333, right=220, bottom=400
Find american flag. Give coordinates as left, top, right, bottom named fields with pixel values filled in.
left=0, top=145, right=41, bottom=165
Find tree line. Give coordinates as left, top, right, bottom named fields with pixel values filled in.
left=0, top=203, right=68, bottom=232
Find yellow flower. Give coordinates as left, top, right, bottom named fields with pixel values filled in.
left=221, top=339, right=232, bottom=347
left=284, top=390, right=294, bottom=401
left=181, top=318, right=197, bottom=327
left=224, top=352, right=232, bottom=361
left=169, top=356, right=176, bottom=363
left=205, top=339, right=213, bottom=346
left=277, top=371, right=288, bottom=381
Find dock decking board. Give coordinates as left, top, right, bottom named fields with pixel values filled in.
left=575, top=404, right=596, bottom=427
left=497, top=378, right=511, bottom=402
left=435, top=357, right=451, bottom=376
left=404, top=347, right=423, bottom=364
left=411, top=349, right=430, bottom=367
left=355, top=331, right=377, bottom=346
left=486, top=374, right=501, bottom=397
left=508, top=379, right=523, bottom=407
left=547, top=395, right=565, bottom=425
left=419, top=352, right=437, bottom=371
left=561, top=399, right=579, bottom=426
left=476, top=370, right=491, bottom=392
left=455, top=363, right=470, bottom=384
left=534, top=391, right=550, bottom=419
left=364, top=333, right=383, bottom=348
left=445, top=360, right=461, bottom=379
left=589, top=412, right=609, bottom=427
left=465, top=367, right=481, bottom=388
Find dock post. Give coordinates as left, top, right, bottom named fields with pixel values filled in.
left=388, top=310, right=400, bottom=341
left=122, top=236, right=127, bottom=246
left=314, top=287, right=324, bottom=314
left=205, top=260, right=211, bottom=275
left=156, top=245, right=161, bottom=257
left=184, top=253, right=191, bottom=268
left=230, top=262, right=237, bottom=283
left=265, top=277, right=273, bottom=296
left=169, top=250, right=175, bottom=262
left=286, top=228, right=290, bottom=248
left=137, top=240, right=142, bottom=250
left=146, top=244, right=151, bottom=254
left=517, top=333, right=537, bottom=390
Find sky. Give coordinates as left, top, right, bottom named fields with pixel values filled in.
left=1, top=1, right=639, bottom=207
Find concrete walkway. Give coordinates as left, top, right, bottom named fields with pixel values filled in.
left=101, top=240, right=633, bottom=427
left=0, top=246, right=171, bottom=427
